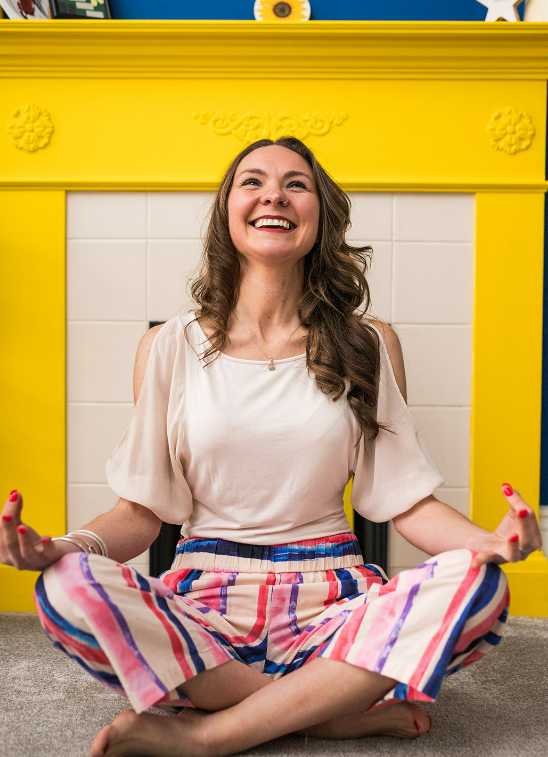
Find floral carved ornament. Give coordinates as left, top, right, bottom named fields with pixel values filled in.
left=193, top=111, right=348, bottom=143
left=6, top=104, right=54, bottom=153
left=486, top=107, right=535, bottom=155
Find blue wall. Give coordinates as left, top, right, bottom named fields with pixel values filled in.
left=107, top=1, right=523, bottom=21
left=1, top=1, right=527, bottom=22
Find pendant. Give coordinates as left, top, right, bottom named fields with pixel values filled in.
left=269, top=359, right=275, bottom=371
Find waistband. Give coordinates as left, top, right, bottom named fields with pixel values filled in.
left=169, top=533, right=364, bottom=573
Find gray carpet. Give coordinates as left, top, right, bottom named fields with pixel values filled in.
left=1, top=612, right=547, bottom=757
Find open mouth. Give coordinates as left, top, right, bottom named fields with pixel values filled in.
left=250, top=218, right=296, bottom=230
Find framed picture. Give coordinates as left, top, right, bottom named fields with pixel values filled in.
left=49, top=0, right=112, bottom=19
left=0, top=0, right=49, bottom=19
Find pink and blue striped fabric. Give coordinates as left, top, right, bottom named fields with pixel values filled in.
left=34, top=534, right=509, bottom=714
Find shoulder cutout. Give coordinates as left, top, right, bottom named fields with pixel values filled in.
left=369, top=320, right=407, bottom=403
left=133, top=324, right=165, bottom=404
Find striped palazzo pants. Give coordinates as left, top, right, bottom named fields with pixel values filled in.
left=34, top=534, right=509, bottom=715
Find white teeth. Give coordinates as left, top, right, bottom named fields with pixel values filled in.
left=253, top=218, right=292, bottom=229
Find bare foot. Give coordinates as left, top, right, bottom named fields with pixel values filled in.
left=90, top=700, right=432, bottom=756
left=90, top=708, right=211, bottom=757
left=300, top=701, right=434, bottom=739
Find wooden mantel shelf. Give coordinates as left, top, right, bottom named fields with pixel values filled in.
left=1, top=20, right=548, bottom=79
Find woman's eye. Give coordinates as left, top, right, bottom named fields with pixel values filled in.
left=241, top=178, right=261, bottom=186
left=287, top=181, right=307, bottom=189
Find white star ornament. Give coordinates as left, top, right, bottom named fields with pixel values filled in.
left=476, top=0, right=524, bottom=22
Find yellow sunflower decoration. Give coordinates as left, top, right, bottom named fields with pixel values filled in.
left=254, top=0, right=311, bottom=22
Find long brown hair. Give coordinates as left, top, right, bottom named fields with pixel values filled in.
left=190, top=136, right=383, bottom=441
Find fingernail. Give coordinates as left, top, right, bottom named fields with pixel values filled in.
left=2, top=514, right=12, bottom=522
left=519, top=509, right=528, bottom=518
left=41, top=536, right=51, bottom=544
left=502, top=485, right=513, bottom=497
left=9, top=490, right=17, bottom=496
left=414, top=720, right=420, bottom=733
left=510, top=534, right=519, bottom=543
left=8, top=491, right=18, bottom=502
left=17, top=525, right=26, bottom=535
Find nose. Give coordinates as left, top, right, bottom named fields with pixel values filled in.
left=259, top=185, right=289, bottom=207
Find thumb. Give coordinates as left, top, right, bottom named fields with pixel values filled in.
left=470, top=552, right=486, bottom=570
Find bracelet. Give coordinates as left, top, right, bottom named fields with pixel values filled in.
left=52, top=530, right=109, bottom=558
left=52, top=535, right=95, bottom=554
left=71, top=529, right=108, bottom=558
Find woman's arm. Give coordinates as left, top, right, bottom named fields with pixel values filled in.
left=1, top=323, right=166, bottom=571
left=393, top=488, right=542, bottom=568
left=392, top=495, right=490, bottom=557
left=63, top=497, right=162, bottom=565
left=1, top=492, right=162, bottom=570
left=376, top=321, right=542, bottom=568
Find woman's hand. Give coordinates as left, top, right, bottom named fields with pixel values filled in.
left=0, top=490, right=77, bottom=571
left=468, top=484, right=543, bottom=569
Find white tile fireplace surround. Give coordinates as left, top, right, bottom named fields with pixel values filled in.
left=66, top=191, right=475, bottom=577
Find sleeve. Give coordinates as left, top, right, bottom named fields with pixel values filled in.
left=350, top=325, right=444, bottom=523
left=105, top=317, right=193, bottom=525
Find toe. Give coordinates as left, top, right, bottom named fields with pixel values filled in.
left=413, top=710, right=434, bottom=736
left=90, top=724, right=111, bottom=757
left=90, top=710, right=140, bottom=757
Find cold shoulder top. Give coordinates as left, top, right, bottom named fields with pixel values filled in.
left=105, top=313, right=443, bottom=546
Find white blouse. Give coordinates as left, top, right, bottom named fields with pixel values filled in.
left=105, top=313, right=443, bottom=545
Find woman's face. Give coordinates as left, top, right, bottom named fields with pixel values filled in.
left=227, top=145, right=320, bottom=267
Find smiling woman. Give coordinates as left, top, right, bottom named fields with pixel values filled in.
left=191, top=136, right=383, bottom=442
left=4, top=136, right=541, bottom=757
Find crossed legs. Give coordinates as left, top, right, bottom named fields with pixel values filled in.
left=90, top=658, right=431, bottom=757
left=39, top=549, right=507, bottom=756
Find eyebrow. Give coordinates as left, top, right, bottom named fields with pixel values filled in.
left=237, top=168, right=314, bottom=182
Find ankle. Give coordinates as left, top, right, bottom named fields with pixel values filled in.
left=199, top=709, right=242, bottom=757
left=194, top=712, right=223, bottom=757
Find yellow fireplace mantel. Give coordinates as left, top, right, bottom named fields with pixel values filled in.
left=1, top=21, right=547, bottom=615
left=2, top=21, right=548, bottom=81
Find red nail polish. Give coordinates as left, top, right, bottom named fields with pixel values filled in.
left=41, top=535, right=51, bottom=544
left=8, top=491, right=18, bottom=502
left=17, top=525, right=26, bottom=535
left=9, top=490, right=17, bottom=496
left=414, top=720, right=420, bottom=733
left=519, top=509, right=528, bottom=518
left=510, top=535, right=519, bottom=543
left=502, top=485, right=513, bottom=497
left=2, top=514, right=12, bottom=522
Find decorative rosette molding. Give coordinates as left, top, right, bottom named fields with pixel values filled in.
left=486, top=107, right=535, bottom=154
left=6, top=104, right=55, bottom=153
left=193, top=111, right=348, bottom=143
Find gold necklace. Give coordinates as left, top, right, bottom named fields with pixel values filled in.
left=232, top=313, right=302, bottom=371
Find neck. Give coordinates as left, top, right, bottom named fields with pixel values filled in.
left=233, top=258, right=304, bottom=336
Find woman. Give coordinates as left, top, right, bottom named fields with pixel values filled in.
left=1, top=137, right=542, bottom=757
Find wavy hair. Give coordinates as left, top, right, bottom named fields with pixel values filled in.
left=190, top=136, right=383, bottom=441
